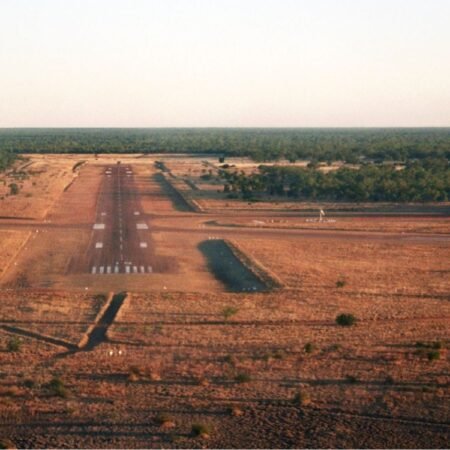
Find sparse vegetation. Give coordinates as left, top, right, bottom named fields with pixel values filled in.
left=222, top=306, right=238, bottom=320
left=234, top=372, right=252, bottom=384
left=191, top=423, right=212, bottom=438
left=336, top=313, right=357, bottom=327
left=155, top=413, right=175, bottom=427
left=427, top=350, right=440, bottom=361
left=304, top=342, right=315, bottom=354
left=0, top=438, right=16, bottom=450
left=46, top=377, right=68, bottom=398
left=6, top=337, right=21, bottom=353
left=292, top=390, right=311, bottom=406
left=336, top=278, right=346, bottom=288
left=8, top=183, right=19, bottom=195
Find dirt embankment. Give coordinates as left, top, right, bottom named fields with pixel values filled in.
left=153, top=172, right=202, bottom=212
left=198, top=239, right=282, bottom=292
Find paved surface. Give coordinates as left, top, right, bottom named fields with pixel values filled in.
left=86, top=164, right=153, bottom=275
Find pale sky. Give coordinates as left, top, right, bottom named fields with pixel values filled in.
left=0, top=0, right=449, bottom=127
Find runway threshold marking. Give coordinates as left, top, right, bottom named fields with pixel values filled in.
left=93, top=224, right=105, bottom=230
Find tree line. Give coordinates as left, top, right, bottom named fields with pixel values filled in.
left=220, top=158, right=450, bottom=202
left=0, top=128, right=449, bottom=162
left=0, top=149, right=16, bottom=172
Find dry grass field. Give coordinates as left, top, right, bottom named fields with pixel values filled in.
left=0, top=154, right=448, bottom=448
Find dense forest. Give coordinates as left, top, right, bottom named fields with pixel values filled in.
left=220, top=159, right=450, bottom=202
left=0, top=128, right=449, bottom=162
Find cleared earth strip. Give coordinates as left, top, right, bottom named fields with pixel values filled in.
left=78, top=292, right=129, bottom=350
left=0, top=325, right=77, bottom=350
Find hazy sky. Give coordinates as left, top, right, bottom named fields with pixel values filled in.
left=1, top=0, right=449, bottom=127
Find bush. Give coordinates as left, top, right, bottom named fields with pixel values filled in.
left=304, top=342, right=315, bottom=354
left=6, top=337, right=21, bottom=352
left=8, top=183, right=19, bottom=195
left=47, top=377, right=68, bottom=398
left=345, top=375, right=359, bottom=384
left=234, top=372, right=252, bottom=384
left=336, top=313, right=357, bottom=327
left=222, top=306, right=238, bottom=320
left=0, top=438, right=16, bottom=449
left=191, top=423, right=212, bottom=438
left=155, top=413, right=175, bottom=427
left=336, top=279, right=346, bottom=288
left=427, top=350, right=440, bottom=361
left=292, top=390, right=311, bottom=406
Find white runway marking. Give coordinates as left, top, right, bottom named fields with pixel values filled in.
left=91, top=266, right=97, bottom=274
left=95, top=242, right=103, bottom=249
left=148, top=266, right=153, bottom=273
left=101, top=212, right=106, bottom=216
left=134, top=211, right=140, bottom=216
left=140, top=266, right=145, bottom=273
left=133, top=266, right=138, bottom=273
left=107, top=266, right=111, bottom=274
left=125, top=266, right=130, bottom=274
left=99, top=266, right=104, bottom=274
left=93, top=224, right=105, bottom=230
left=140, top=242, right=148, bottom=248
left=137, top=223, right=148, bottom=230
left=114, top=266, right=119, bottom=274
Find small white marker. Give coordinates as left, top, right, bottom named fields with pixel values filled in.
left=133, top=266, right=138, bottom=273
left=91, top=266, right=97, bottom=274
left=137, top=223, right=148, bottom=230
left=95, top=242, right=103, bottom=249
left=114, top=266, right=119, bottom=274
left=107, top=266, right=111, bottom=274
left=134, top=211, right=140, bottom=216
left=99, top=266, right=104, bottom=274
left=125, top=266, right=130, bottom=274
left=140, top=266, right=145, bottom=273
left=93, top=224, right=105, bottom=230
left=140, top=242, right=148, bottom=248
left=148, top=266, right=153, bottom=273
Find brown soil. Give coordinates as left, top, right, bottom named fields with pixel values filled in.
left=0, top=154, right=448, bottom=448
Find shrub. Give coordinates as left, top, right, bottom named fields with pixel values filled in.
left=155, top=413, right=175, bottom=427
left=234, top=372, right=252, bottom=384
left=336, top=279, right=346, bottom=288
left=292, top=390, right=311, bottom=406
left=304, top=342, right=315, bottom=354
left=191, top=423, right=212, bottom=438
left=47, top=377, right=68, bottom=398
left=427, top=350, right=440, bottom=361
left=8, top=183, right=19, bottom=195
left=0, top=438, right=16, bottom=449
left=345, top=375, right=359, bottom=384
left=6, top=337, right=21, bottom=353
left=222, top=306, right=238, bottom=320
left=23, top=379, right=35, bottom=389
left=223, top=354, right=236, bottom=366
left=336, top=313, right=357, bottom=327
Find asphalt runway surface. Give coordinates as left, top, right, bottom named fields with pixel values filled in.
left=85, top=164, right=154, bottom=275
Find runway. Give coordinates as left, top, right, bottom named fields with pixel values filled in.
left=87, top=164, right=153, bottom=275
